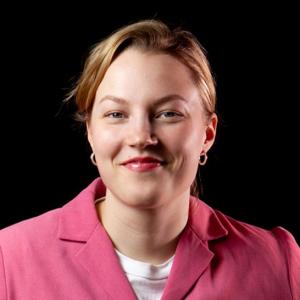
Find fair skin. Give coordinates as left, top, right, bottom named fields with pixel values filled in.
left=87, top=48, right=217, bottom=265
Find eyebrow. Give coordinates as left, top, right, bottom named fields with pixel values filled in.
left=97, top=94, right=188, bottom=106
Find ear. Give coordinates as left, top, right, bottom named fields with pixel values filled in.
left=203, top=113, right=218, bottom=153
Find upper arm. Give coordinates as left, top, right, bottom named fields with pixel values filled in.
left=272, top=227, right=300, bottom=300
left=0, top=245, right=7, bottom=300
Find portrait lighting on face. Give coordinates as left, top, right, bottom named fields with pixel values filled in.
left=0, top=19, right=299, bottom=300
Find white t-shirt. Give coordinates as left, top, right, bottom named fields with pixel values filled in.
left=115, top=249, right=174, bottom=300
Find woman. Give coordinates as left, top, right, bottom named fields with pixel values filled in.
left=0, top=20, right=299, bottom=299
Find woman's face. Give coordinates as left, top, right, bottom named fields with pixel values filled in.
left=87, top=48, right=217, bottom=208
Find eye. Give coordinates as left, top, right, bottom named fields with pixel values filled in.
left=156, top=111, right=182, bottom=119
left=105, top=112, right=125, bottom=118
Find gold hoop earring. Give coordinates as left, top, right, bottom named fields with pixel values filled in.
left=199, top=153, right=208, bottom=166
left=90, top=153, right=97, bottom=166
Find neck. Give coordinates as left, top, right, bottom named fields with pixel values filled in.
left=97, top=190, right=190, bottom=265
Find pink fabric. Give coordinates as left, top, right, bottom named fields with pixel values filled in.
left=1, top=178, right=299, bottom=299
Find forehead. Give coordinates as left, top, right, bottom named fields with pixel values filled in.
left=95, top=48, right=201, bottom=108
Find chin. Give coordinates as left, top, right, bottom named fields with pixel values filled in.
left=120, top=185, right=166, bottom=209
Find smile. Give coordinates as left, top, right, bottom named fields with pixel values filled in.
left=120, top=156, right=166, bottom=172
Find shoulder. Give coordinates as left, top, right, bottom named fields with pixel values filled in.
left=214, top=209, right=300, bottom=295
left=0, top=207, right=62, bottom=296
left=189, top=197, right=299, bottom=250
left=213, top=209, right=299, bottom=254
left=215, top=209, right=299, bottom=249
left=0, top=208, right=61, bottom=250
left=190, top=197, right=299, bottom=270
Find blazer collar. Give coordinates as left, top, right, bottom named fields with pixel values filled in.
left=162, top=196, right=228, bottom=299
left=188, top=195, right=228, bottom=241
left=58, top=178, right=106, bottom=242
left=58, top=178, right=136, bottom=299
left=57, top=178, right=229, bottom=299
left=58, top=178, right=228, bottom=242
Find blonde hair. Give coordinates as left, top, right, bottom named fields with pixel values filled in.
left=67, top=19, right=216, bottom=122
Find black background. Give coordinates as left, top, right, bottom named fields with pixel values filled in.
left=1, top=5, right=299, bottom=243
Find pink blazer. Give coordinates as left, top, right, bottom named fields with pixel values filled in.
left=1, top=178, right=299, bottom=299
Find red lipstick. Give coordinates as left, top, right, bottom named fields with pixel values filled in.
left=121, top=156, right=165, bottom=172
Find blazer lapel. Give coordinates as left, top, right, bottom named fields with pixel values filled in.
left=76, top=224, right=137, bottom=299
left=57, top=179, right=228, bottom=300
left=162, top=197, right=228, bottom=300
left=58, top=178, right=136, bottom=299
left=162, top=225, right=214, bottom=300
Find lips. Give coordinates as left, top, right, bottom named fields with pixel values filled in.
left=121, top=156, right=166, bottom=172
left=121, top=156, right=165, bottom=165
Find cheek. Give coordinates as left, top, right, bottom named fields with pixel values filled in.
left=162, top=122, right=204, bottom=153
left=92, top=127, right=121, bottom=159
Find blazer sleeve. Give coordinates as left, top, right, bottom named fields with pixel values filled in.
left=0, top=245, right=7, bottom=300
left=272, top=227, right=300, bottom=300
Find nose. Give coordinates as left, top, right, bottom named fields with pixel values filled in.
left=125, top=118, right=158, bottom=148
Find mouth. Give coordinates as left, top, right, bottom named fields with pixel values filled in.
left=120, top=156, right=166, bottom=172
